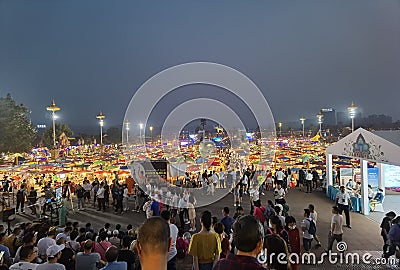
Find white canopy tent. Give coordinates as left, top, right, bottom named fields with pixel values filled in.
left=326, top=128, right=400, bottom=215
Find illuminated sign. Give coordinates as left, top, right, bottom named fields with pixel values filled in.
left=321, top=108, right=333, bottom=112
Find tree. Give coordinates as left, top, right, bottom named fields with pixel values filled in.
left=41, top=123, right=74, bottom=148
left=0, top=94, right=37, bottom=152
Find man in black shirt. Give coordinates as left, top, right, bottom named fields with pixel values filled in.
left=118, top=236, right=136, bottom=270
left=380, top=211, right=396, bottom=253
left=28, top=187, right=38, bottom=215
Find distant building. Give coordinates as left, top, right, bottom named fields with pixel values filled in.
left=336, top=111, right=347, bottom=126
left=321, top=108, right=336, bottom=126
left=361, top=114, right=392, bottom=128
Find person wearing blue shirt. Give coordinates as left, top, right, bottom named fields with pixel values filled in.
left=220, top=207, right=235, bottom=235
left=150, top=198, right=160, bottom=217
left=101, top=246, right=127, bottom=270
left=373, top=189, right=384, bottom=202
left=0, top=232, right=12, bottom=267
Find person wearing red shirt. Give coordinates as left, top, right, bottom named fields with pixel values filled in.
left=253, top=200, right=266, bottom=225
left=285, top=216, right=301, bottom=270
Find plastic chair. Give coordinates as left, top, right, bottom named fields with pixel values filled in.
left=370, top=196, right=385, bottom=212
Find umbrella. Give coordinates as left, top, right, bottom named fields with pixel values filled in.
left=93, top=160, right=104, bottom=165
left=300, top=154, right=322, bottom=163
left=105, top=165, right=118, bottom=170
left=94, top=170, right=111, bottom=175
left=196, top=157, right=208, bottom=163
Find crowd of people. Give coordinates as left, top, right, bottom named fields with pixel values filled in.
left=0, top=219, right=141, bottom=270
left=2, top=165, right=399, bottom=270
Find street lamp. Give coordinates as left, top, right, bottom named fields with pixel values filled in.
left=96, top=111, right=106, bottom=145
left=139, top=123, right=143, bottom=144
left=125, top=120, right=130, bottom=144
left=300, top=117, right=306, bottom=137
left=317, top=113, right=323, bottom=136
left=347, top=102, right=358, bottom=133
left=149, top=126, right=153, bottom=143
left=278, top=122, right=282, bottom=137
left=46, top=100, right=60, bottom=148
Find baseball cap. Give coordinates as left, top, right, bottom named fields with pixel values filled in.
left=46, top=244, right=65, bottom=258
left=48, top=227, right=57, bottom=235
left=56, top=233, right=67, bottom=241
left=113, top=230, right=119, bottom=235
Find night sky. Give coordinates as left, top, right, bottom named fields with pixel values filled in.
left=1, top=1, right=399, bottom=133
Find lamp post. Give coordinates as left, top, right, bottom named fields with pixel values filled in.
left=278, top=122, right=282, bottom=137
left=317, top=113, right=323, bottom=136
left=46, top=100, right=60, bottom=148
left=125, top=120, right=130, bottom=144
left=300, top=117, right=306, bottom=137
left=149, top=126, right=153, bottom=144
left=96, top=111, right=105, bottom=145
left=347, top=102, right=358, bottom=133
left=139, top=123, right=143, bottom=144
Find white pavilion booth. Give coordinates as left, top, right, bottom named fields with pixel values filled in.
left=326, top=128, right=400, bottom=215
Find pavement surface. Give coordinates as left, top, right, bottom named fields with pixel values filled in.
left=3, top=187, right=399, bottom=269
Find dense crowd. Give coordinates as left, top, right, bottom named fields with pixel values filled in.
left=2, top=166, right=399, bottom=270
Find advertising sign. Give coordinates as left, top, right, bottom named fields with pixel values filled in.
left=340, top=168, right=353, bottom=186
left=368, top=168, right=379, bottom=189
left=384, top=164, right=400, bottom=188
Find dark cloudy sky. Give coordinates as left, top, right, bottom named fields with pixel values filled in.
left=1, top=0, right=399, bottom=133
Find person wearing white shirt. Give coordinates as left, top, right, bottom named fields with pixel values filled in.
left=308, top=204, right=322, bottom=247
left=275, top=169, right=285, bottom=188
left=37, top=229, right=56, bottom=261
left=161, top=210, right=179, bottom=269
left=274, top=183, right=286, bottom=204
left=96, top=183, right=105, bottom=212
left=335, top=186, right=352, bottom=228
left=9, top=245, right=39, bottom=270
left=178, top=194, right=188, bottom=229
left=123, top=185, right=129, bottom=211
left=368, top=185, right=375, bottom=200
left=211, top=171, right=219, bottom=195
left=305, top=170, right=313, bottom=193
left=301, top=209, right=314, bottom=253
left=328, top=206, right=344, bottom=251
left=219, top=169, right=225, bottom=189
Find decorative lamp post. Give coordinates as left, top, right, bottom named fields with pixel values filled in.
left=139, top=123, right=144, bottom=144
left=46, top=100, right=60, bottom=148
left=317, top=113, right=323, bottom=136
left=96, top=111, right=106, bottom=145
left=300, top=117, right=306, bottom=137
left=149, top=126, right=153, bottom=143
left=125, top=119, right=130, bottom=144
left=278, top=122, right=282, bottom=137
left=347, top=102, right=358, bottom=133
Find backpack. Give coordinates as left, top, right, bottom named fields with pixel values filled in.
left=307, top=219, right=317, bottom=235
left=176, top=238, right=186, bottom=259
left=264, top=205, right=275, bottom=220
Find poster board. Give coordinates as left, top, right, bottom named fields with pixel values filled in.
left=340, top=168, right=353, bottom=186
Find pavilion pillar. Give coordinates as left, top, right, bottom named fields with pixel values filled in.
left=377, top=163, right=385, bottom=195
left=360, top=159, right=370, bottom=215
left=326, top=153, right=333, bottom=196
